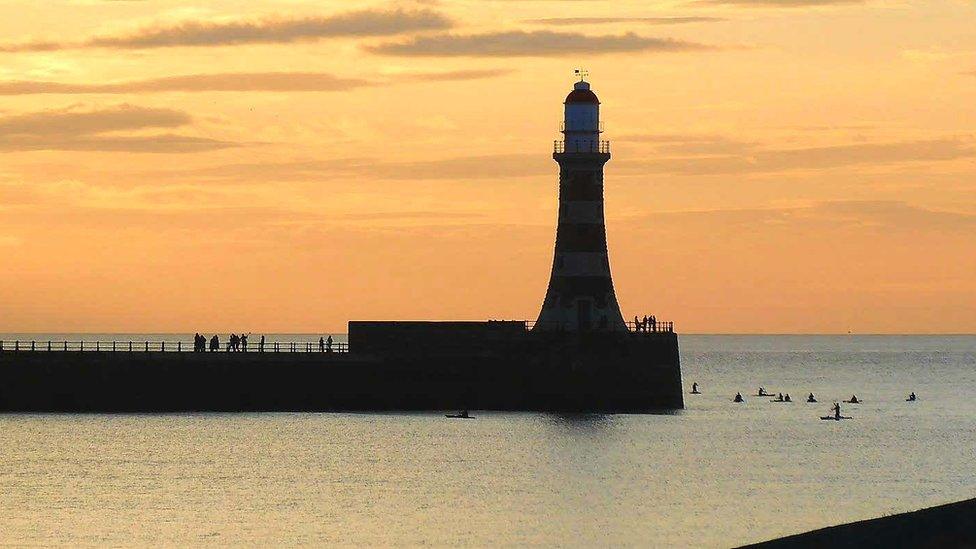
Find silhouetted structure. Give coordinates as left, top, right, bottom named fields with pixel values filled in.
left=536, top=79, right=626, bottom=332
left=0, top=77, right=682, bottom=413
left=742, top=497, right=976, bottom=548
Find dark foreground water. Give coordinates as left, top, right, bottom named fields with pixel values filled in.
left=1, top=335, right=974, bottom=547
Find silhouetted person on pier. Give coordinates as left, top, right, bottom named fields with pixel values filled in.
left=326, top=335, right=333, bottom=353
left=319, top=337, right=325, bottom=352
left=228, top=333, right=239, bottom=352
left=691, top=382, right=700, bottom=394
left=907, top=392, right=917, bottom=402
left=210, top=335, right=219, bottom=352
left=733, top=392, right=744, bottom=403
left=193, top=333, right=202, bottom=352
left=807, top=393, right=817, bottom=403
left=241, top=333, right=248, bottom=352
left=634, top=316, right=642, bottom=332
left=259, top=335, right=265, bottom=353
left=649, top=315, right=657, bottom=332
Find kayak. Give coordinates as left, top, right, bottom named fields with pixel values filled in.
left=843, top=400, right=862, bottom=404
left=820, top=416, right=853, bottom=420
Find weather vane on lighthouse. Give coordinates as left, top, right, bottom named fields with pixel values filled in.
left=574, top=68, right=589, bottom=81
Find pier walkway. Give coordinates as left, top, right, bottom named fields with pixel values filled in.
left=0, top=339, right=350, bottom=353
left=0, top=318, right=673, bottom=354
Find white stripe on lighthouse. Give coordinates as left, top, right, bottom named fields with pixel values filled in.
left=554, top=252, right=611, bottom=276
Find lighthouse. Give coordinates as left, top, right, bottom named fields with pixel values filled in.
left=535, top=78, right=627, bottom=332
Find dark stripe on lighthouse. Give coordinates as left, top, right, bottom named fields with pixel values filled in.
left=554, top=224, right=608, bottom=252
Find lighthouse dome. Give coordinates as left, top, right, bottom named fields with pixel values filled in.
left=565, top=81, right=599, bottom=105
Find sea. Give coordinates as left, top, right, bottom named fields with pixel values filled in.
left=0, top=334, right=973, bottom=547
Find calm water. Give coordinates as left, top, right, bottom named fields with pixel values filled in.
left=1, top=335, right=974, bottom=547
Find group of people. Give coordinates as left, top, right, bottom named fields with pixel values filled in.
left=723, top=386, right=915, bottom=406
left=193, top=333, right=264, bottom=352
left=191, top=333, right=336, bottom=353
left=633, top=315, right=659, bottom=332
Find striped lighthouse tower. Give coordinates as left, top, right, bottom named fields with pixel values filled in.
left=535, top=77, right=627, bottom=332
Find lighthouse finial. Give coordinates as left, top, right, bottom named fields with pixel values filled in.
left=574, top=68, right=589, bottom=82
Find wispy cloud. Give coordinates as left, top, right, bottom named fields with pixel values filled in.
left=0, top=69, right=513, bottom=96
left=616, top=138, right=975, bottom=175
left=367, top=30, right=711, bottom=57
left=0, top=9, right=453, bottom=52
left=618, top=133, right=757, bottom=155
left=175, top=153, right=549, bottom=183
left=0, top=104, right=188, bottom=134
left=0, top=105, right=234, bottom=153
left=397, top=68, right=516, bottom=82
left=0, top=73, right=373, bottom=95
left=693, top=0, right=864, bottom=6
left=526, top=16, right=727, bottom=25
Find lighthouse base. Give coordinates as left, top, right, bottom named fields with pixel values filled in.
left=0, top=322, right=683, bottom=413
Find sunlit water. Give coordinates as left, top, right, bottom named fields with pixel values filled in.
left=1, top=335, right=974, bottom=547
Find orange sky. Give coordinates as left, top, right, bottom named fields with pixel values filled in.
left=1, top=0, right=974, bottom=333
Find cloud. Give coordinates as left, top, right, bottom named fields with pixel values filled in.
left=618, top=133, right=757, bottom=155
left=0, top=73, right=373, bottom=95
left=627, top=200, right=976, bottom=234
left=0, top=134, right=235, bottom=153
left=616, top=138, right=976, bottom=175
left=398, top=68, right=516, bottom=82
left=0, top=104, right=188, bottom=135
left=0, top=69, right=512, bottom=96
left=177, top=153, right=549, bottom=183
left=0, top=9, right=453, bottom=52
left=693, top=0, right=864, bottom=6
left=367, top=30, right=711, bottom=57
left=0, top=105, right=234, bottom=153
left=526, top=17, right=727, bottom=25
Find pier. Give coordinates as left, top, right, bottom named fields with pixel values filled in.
left=0, top=79, right=682, bottom=414
left=0, top=319, right=673, bottom=355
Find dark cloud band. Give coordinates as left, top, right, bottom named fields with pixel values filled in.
left=0, top=9, right=452, bottom=52
left=367, top=30, right=711, bottom=57
left=0, top=69, right=512, bottom=96
left=0, top=105, right=233, bottom=153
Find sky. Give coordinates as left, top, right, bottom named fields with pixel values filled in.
left=0, top=0, right=974, bottom=334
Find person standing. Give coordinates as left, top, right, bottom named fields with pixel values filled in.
left=259, top=335, right=265, bottom=353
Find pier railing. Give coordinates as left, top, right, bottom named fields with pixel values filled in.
left=523, top=319, right=674, bottom=334
left=0, top=339, right=349, bottom=353
left=553, top=140, right=611, bottom=154
left=0, top=320, right=672, bottom=353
